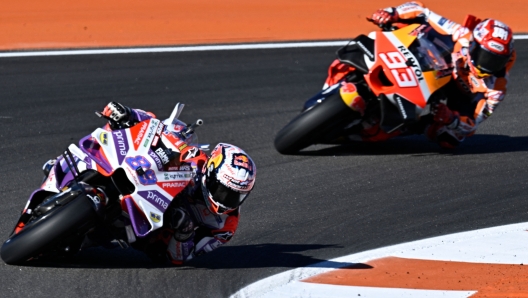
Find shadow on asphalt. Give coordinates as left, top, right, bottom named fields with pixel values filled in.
left=294, top=134, right=528, bottom=156
left=7, top=243, right=355, bottom=270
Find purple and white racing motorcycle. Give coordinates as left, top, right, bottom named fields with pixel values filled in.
left=1, top=103, right=206, bottom=265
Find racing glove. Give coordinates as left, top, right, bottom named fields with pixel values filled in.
left=169, top=208, right=195, bottom=241
left=369, top=8, right=399, bottom=27
left=101, top=102, right=133, bottom=127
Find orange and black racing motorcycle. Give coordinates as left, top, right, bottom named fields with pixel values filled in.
left=274, top=23, right=456, bottom=154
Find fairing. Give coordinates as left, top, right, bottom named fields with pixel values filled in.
left=365, top=24, right=452, bottom=109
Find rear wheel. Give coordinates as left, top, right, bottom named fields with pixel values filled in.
left=1, top=194, right=97, bottom=265
left=274, top=93, right=360, bottom=154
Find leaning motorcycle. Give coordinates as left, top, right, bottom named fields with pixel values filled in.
left=274, top=23, right=456, bottom=154
left=1, top=103, right=206, bottom=265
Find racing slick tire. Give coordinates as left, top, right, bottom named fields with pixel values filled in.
left=1, top=193, right=97, bottom=265
left=274, top=92, right=359, bottom=154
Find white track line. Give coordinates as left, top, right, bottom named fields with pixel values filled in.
left=0, top=41, right=349, bottom=58
left=1, top=34, right=527, bottom=58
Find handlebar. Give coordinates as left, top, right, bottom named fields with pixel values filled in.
left=181, top=119, right=203, bottom=139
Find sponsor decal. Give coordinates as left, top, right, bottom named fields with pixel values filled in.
left=492, top=25, right=509, bottom=40
left=162, top=182, right=187, bottom=188
left=134, top=122, right=148, bottom=145
left=152, top=135, right=160, bottom=147
left=409, top=24, right=427, bottom=38
left=223, top=173, right=251, bottom=189
left=454, top=26, right=471, bottom=42
left=124, top=167, right=140, bottom=185
left=470, top=76, right=480, bottom=88
left=179, top=164, right=191, bottom=171
left=232, top=153, right=254, bottom=174
left=174, top=124, right=185, bottom=132
left=215, top=231, right=234, bottom=241
left=99, top=132, right=108, bottom=145
left=435, top=68, right=452, bottom=79
left=178, top=143, right=188, bottom=151
left=138, top=190, right=170, bottom=211
left=112, top=130, right=129, bottom=164
left=148, top=150, right=164, bottom=171
left=183, top=147, right=199, bottom=160
left=155, top=147, right=170, bottom=164
left=163, top=172, right=193, bottom=180
left=340, top=82, right=365, bottom=114
left=150, top=212, right=161, bottom=223
left=156, top=123, right=164, bottom=135
left=396, top=46, right=424, bottom=82
left=438, top=17, right=447, bottom=26
left=487, top=90, right=503, bottom=102
left=379, top=51, right=418, bottom=88
left=393, top=94, right=408, bottom=120
left=488, top=41, right=505, bottom=53
left=356, top=41, right=374, bottom=60
left=143, top=119, right=160, bottom=148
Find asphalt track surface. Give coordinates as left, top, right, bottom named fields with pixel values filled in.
left=0, top=41, right=527, bottom=297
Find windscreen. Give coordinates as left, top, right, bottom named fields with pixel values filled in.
left=408, top=26, right=453, bottom=72
left=163, top=118, right=199, bottom=146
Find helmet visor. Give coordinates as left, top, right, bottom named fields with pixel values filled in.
left=469, top=42, right=510, bottom=74
left=205, top=175, right=249, bottom=213
left=212, top=183, right=248, bottom=211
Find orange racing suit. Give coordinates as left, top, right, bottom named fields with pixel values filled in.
left=386, top=1, right=516, bottom=147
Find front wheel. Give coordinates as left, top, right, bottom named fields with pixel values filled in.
left=1, top=193, right=97, bottom=265
left=274, top=92, right=360, bottom=154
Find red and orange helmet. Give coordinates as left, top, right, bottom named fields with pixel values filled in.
left=201, top=143, right=256, bottom=214
left=468, top=19, right=514, bottom=77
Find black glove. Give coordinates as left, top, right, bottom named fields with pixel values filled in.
left=170, top=208, right=195, bottom=241
left=101, top=102, right=132, bottom=125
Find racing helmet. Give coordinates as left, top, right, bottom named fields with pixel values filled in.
left=201, top=143, right=256, bottom=214
left=468, top=19, right=514, bottom=77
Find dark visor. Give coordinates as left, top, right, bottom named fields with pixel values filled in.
left=212, top=183, right=247, bottom=210
left=469, top=42, right=510, bottom=74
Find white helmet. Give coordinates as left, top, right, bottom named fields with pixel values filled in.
left=201, top=143, right=256, bottom=214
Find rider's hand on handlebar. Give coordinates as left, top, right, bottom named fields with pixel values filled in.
left=102, top=102, right=130, bottom=123
left=369, top=8, right=399, bottom=27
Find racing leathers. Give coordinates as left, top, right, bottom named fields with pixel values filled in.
left=373, top=1, right=516, bottom=148
left=101, top=103, right=240, bottom=265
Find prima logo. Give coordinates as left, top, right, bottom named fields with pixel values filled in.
left=146, top=191, right=169, bottom=209
left=113, top=131, right=127, bottom=156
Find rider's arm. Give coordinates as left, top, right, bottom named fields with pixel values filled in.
left=166, top=209, right=239, bottom=265
left=473, top=77, right=508, bottom=126
left=194, top=210, right=239, bottom=256
left=388, top=2, right=472, bottom=49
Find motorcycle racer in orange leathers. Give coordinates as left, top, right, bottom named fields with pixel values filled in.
left=370, top=1, right=516, bottom=148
